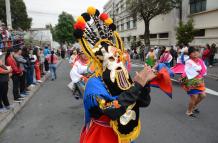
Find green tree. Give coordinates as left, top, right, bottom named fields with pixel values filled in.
left=51, top=12, right=76, bottom=45
left=0, top=0, right=32, bottom=30
left=176, top=19, right=196, bottom=45
left=126, top=0, right=181, bottom=49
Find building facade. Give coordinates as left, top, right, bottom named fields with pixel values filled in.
left=104, top=0, right=218, bottom=48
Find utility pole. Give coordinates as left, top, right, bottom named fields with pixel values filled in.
left=5, top=0, right=12, bottom=29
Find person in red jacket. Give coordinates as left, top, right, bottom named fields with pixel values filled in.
left=33, top=47, right=42, bottom=83
left=202, top=44, right=211, bottom=66
left=5, top=48, right=24, bottom=102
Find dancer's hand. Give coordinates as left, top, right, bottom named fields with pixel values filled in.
left=133, top=64, right=156, bottom=87
left=82, top=76, right=88, bottom=83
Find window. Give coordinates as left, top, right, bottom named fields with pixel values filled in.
left=190, top=0, right=206, bottom=14
left=121, top=24, right=124, bottom=31
left=127, top=36, right=131, bottom=42
left=139, top=35, right=144, bottom=39
left=150, top=34, right=157, bottom=39
left=127, top=21, right=130, bottom=29
left=159, top=33, right=169, bottom=38
left=121, top=4, right=124, bottom=11
left=121, top=37, right=125, bottom=42
left=194, top=29, right=205, bottom=37
left=133, top=20, right=136, bottom=28
left=133, top=36, right=137, bottom=41
left=117, top=25, right=120, bottom=31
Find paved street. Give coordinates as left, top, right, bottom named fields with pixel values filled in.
left=0, top=60, right=218, bottom=143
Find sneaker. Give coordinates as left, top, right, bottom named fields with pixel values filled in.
left=14, top=99, right=22, bottom=103
left=30, top=84, right=35, bottom=87
left=21, top=92, right=29, bottom=95
left=20, top=94, right=27, bottom=97
left=37, top=80, right=43, bottom=83
left=0, top=108, right=8, bottom=113
left=5, top=105, right=14, bottom=110
left=186, top=112, right=197, bottom=118
left=18, top=97, right=25, bottom=100
left=25, top=90, right=31, bottom=93
left=209, top=65, right=212, bottom=68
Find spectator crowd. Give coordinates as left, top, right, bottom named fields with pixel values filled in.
left=0, top=44, right=59, bottom=113
left=0, top=23, right=24, bottom=53
left=130, top=43, right=217, bottom=68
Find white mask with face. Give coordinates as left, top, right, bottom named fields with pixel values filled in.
left=98, top=45, right=132, bottom=90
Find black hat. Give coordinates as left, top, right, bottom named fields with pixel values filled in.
left=188, top=46, right=197, bottom=55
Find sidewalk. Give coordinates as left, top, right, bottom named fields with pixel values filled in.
left=0, top=60, right=63, bottom=133
left=132, top=59, right=218, bottom=79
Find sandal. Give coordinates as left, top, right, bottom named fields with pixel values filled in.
left=193, top=108, right=200, bottom=114
left=186, top=112, right=197, bottom=118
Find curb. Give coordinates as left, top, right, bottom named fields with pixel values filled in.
left=0, top=60, right=63, bottom=133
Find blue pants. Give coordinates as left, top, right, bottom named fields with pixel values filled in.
left=26, top=66, right=34, bottom=86
left=49, top=64, right=57, bottom=80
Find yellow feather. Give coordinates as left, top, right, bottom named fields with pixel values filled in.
left=77, top=16, right=86, bottom=23
left=105, top=18, right=113, bottom=26
left=87, top=6, right=96, bottom=16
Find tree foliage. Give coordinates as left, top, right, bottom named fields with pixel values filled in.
left=176, top=19, right=196, bottom=45
left=0, top=0, right=32, bottom=30
left=126, top=0, right=181, bottom=48
left=50, top=12, right=76, bottom=45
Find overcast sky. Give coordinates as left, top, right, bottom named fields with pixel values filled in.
left=23, top=0, right=109, bottom=28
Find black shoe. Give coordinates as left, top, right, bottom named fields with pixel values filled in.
left=193, top=108, right=200, bottom=114
left=14, top=99, right=22, bottom=103
left=74, top=93, right=80, bottom=100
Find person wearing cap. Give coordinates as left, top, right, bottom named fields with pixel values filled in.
left=146, top=47, right=157, bottom=67
left=159, top=47, right=173, bottom=68
left=180, top=47, right=207, bottom=117
left=0, top=54, right=12, bottom=112
left=5, top=48, right=24, bottom=102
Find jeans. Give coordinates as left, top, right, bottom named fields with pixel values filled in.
left=26, top=68, right=32, bottom=86
left=30, top=65, right=35, bottom=84
left=204, top=59, right=209, bottom=66
left=49, top=64, right=57, bottom=80
left=0, top=81, right=10, bottom=108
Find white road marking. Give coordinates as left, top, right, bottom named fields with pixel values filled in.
left=171, top=78, right=218, bottom=96
left=205, top=88, right=218, bottom=96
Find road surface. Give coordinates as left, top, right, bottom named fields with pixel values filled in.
left=0, top=60, right=218, bottom=143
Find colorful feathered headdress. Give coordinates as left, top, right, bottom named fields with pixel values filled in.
left=73, top=6, right=125, bottom=76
